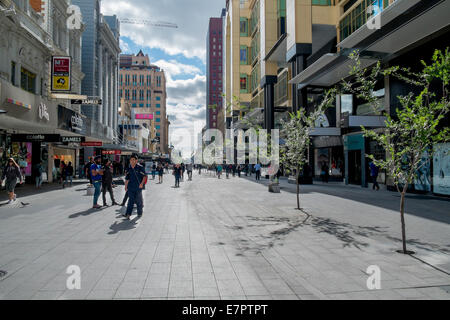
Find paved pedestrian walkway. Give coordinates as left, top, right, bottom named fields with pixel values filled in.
left=0, top=172, right=449, bottom=300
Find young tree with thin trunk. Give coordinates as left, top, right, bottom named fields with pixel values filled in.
left=280, top=89, right=336, bottom=210
left=343, top=49, right=450, bottom=254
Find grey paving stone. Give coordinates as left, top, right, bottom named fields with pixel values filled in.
left=141, top=287, right=168, bottom=298
left=271, top=294, right=300, bottom=300
left=193, top=286, right=220, bottom=297
left=394, top=288, right=427, bottom=299
left=31, top=291, right=64, bottom=300
left=246, top=295, right=273, bottom=300
left=87, top=290, right=116, bottom=300
left=1, top=172, right=449, bottom=301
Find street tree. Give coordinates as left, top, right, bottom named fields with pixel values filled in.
left=343, top=49, right=450, bottom=254
left=280, top=89, right=336, bottom=210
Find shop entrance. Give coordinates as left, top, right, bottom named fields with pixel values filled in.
left=348, top=150, right=362, bottom=185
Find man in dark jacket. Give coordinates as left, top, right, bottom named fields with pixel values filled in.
left=63, top=162, right=74, bottom=188
left=123, top=155, right=147, bottom=219
left=102, top=159, right=118, bottom=206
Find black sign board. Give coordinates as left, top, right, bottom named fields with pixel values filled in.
left=58, top=105, right=89, bottom=136
left=71, top=99, right=102, bottom=105
left=61, top=136, right=85, bottom=143
left=11, top=134, right=61, bottom=142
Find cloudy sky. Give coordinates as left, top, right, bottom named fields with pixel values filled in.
left=101, top=0, right=225, bottom=158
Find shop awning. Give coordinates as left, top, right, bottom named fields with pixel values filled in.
left=288, top=53, right=379, bottom=88
left=309, top=127, right=341, bottom=136
left=264, top=33, right=288, bottom=67
left=102, top=143, right=139, bottom=152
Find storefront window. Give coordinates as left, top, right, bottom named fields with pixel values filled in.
left=433, top=143, right=450, bottom=195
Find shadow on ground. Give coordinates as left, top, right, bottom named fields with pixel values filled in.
left=239, top=175, right=450, bottom=225
left=108, top=217, right=139, bottom=234
left=69, top=207, right=106, bottom=218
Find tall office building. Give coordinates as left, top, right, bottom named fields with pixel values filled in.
left=72, top=0, right=121, bottom=144
left=119, top=50, right=170, bottom=155
left=223, top=0, right=450, bottom=193
left=206, top=9, right=226, bottom=134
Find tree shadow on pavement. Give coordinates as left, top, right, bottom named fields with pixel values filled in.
left=236, top=214, right=393, bottom=254
left=108, top=217, right=139, bottom=234
left=241, top=176, right=450, bottom=225
left=303, top=217, right=384, bottom=249
left=234, top=214, right=311, bottom=254
left=385, top=235, right=450, bottom=254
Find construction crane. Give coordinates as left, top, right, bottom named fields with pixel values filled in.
left=119, top=18, right=178, bottom=29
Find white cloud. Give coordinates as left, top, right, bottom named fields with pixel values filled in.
left=166, top=74, right=206, bottom=106
left=102, top=0, right=225, bottom=63
left=153, top=59, right=202, bottom=81
left=101, top=0, right=223, bottom=157
left=119, top=38, right=131, bottom=53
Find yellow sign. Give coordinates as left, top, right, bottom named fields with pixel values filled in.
left=51, top=56, right=71, bottom=92
left=52, top=76, right=70, bottom=91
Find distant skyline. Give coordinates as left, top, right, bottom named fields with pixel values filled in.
left=101, top=0, right=225, bottom=157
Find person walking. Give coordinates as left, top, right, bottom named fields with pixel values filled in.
left=369, top=161, right=380, bottom=191
left=225, top=164, right=231, bottom=179
left=123, top=155, right=147, bottom=219
left=151, top=163, right=156, bottom=180
left=59, top=161, right=66, bottom=186
left=186, top=163, right=193, bottom=181
left=64, top=162, right=74, bottom=188
left=1, top=158, right=23, bottom=204
left=173, top=164, right=182, bottom=187
left=254, top=163, right=262, bottom=181
left=198, top=164, right=202, bottom=175
left=180, top=163, right=185, bottom=182
left=237, top=164, right=241, bottom=178
left=90, top=156, right=104, bottom=209
left=84, top=158, right=94, bottom=186
left=102, top=159, right=118, bottom=206
left=320, top=162, right=327, bottom=183
left=217, top=164, right=223, bottom=179
left=157, top=163, right=164, bottom=184
left=34, top=162, right=43, bottom=189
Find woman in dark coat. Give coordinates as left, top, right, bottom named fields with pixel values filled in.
left=1, top=158, right=23, bottom=203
